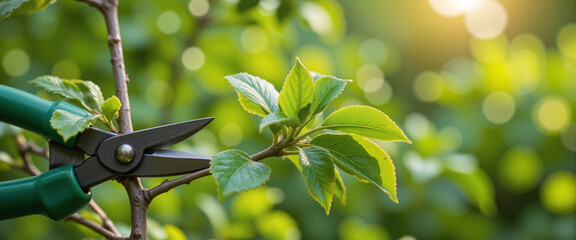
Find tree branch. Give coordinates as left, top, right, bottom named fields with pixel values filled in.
left=148, top=144, right=284, bottom=198
left=67, top=214, right=122, bottom=240
left=78, top=0, right=145, bottom=239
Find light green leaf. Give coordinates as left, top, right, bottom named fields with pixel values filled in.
left=50, top=109, right=98, bottom=143
left=0, top=151, right=12, bottom=171
left=309, top=71, right=325, bottom=81
left=311, top=133, right=397, bottom=202
left=445, top=168, right=497, bottom=216
left=279, top=58, right=315, bottom=121
left=31, top=75, right=83, bottom=103
left=322, top=105, right=411, bottom=143
left=226, top=73, right=279, bottom=116
left=0, top=0, right=27, bottom=21
left=102, top=96, right=121, bottom=122
left=334, top=169, right=346, bottom=205
left=311, top=76, right=350, bottom=115
left=299, top=146, right=336, bottom=214
left=76, top=80, right=104, bottom=112
left=238, top=93, right=268, bottom=117
left=31, top=76, right=104, bottom=113
left=259, top=112, right=299, bottom=132
left=210, top=149, right=271, bottom=198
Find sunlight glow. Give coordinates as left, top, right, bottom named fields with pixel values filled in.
left=465, top=1, right=507, bottom=39
left=429, top=0, right=484, bottom=17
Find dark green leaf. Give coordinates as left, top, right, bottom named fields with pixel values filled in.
left=210, top=149, right=271, bottom=198
left=259, top=112, right=299, bottom=132
left=299, top=146, right=336, bottom=213
left=226, top=73, right=279, bottom=116
left=237, top=0, right=259, bottom=12
left=276, top=0, right=293, bottom=23
left=102, top=96, right=121, bottom=122
left=311, top=133, right=397, bottom=202
left=0, top=0, right=27, bottom=21
left=322, top=105, right=411, bottom=142
left=311, top=76, right=350, bottom=115
left=50, top=109, right=98, bottom=142
left=334, top=169, right=346, bottom=204
left=279, top=58, right=315, bottom=121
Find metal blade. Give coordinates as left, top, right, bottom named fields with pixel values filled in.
left=115, top=117, right=214, bottom=151
left=94, top=117, right=214, bottom=174
left=127, top=150, right=210, bottom=177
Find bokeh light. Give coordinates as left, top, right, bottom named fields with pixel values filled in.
left=219, top=123, right=244, bottom=147
left=498, top=146, right=543, bottom=193
left=181, top=46, right=205, bottom=71
left=533, top=96, right=572, bottom=134
left=156, top=11, right=181, bottom=35
left=464, top=0, right=507, bottom=39
left=51, top=60, right=80, bottom=79
left=241, top=26, right=269, bottom=53
left=561, top=124, right=576, bottom=151
left=541, top=171, right=576, bottom=215
left=189, top=0, right=210, bottom=17
left=471, top=35, right=508, bottom=64
left=413, top=71, right=444, bottom=103
left=557, top=23, right=576, bottom=60
left=2, top=48, right=29, bottom=77
left=428, top=0, right=484, bottom=17
left=482, top=91, right=515, bottom=124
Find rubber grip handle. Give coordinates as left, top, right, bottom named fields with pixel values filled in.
left=0, top=165, right=92, bottom=221
left=0, top=84, right=90, bottom=147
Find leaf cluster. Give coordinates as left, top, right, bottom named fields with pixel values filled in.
left=211, top=58, right=410, bottom=213
left=30, top=76, right=121, bottom=141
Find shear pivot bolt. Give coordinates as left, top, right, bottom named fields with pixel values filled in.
left=115, top=144, right=135, bottom=163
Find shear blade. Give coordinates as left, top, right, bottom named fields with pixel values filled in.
left=128, top=150, right=210, bottom=177
left=115, top=117, right=214, bottom=151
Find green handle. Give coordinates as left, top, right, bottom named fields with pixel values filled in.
left=0, top=165, right=92, bottom=221
left=0, top=84, right=90, bottom=147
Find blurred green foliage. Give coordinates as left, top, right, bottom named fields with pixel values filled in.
left=0, top=0, right=574, bottom=239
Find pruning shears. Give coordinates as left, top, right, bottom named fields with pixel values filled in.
left=0, top=84, right=213, bottom=221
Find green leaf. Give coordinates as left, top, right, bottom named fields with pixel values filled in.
left=102, top=96, right=121, bottom=122
left=311, top=76, right=350, bottom=115
left=31, top=76, right=104, bottom=113
left=299, top=146, right=336, bottom=214
left=76, top=80, right=104, bottom=112
left=0, top=151, right=13, bottom=170
left=311, top=133, right=397, bottom=202
left=50, top=109, right=98, bottom=142
left=275, top=0, right=293, bottom=23
left=0, top=0, right=27, bottom=21
left=210, top=149, right=271, bottom=198
left=259, top=112, right=299, bottom=132
left=14, top=0, right=55, bottom=15
left=236, top=0, right=259, bottom=12
left=226, top=73, right=279, bottom=116
left=309, top=71, right=325, bottom=81
left=334, top=169, right=347, bottom=205
left=238, top=93, right=268, bottom=117
left=322, top=105, right=411, bottom=143
left=278, top=58, right=315, bottom=121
